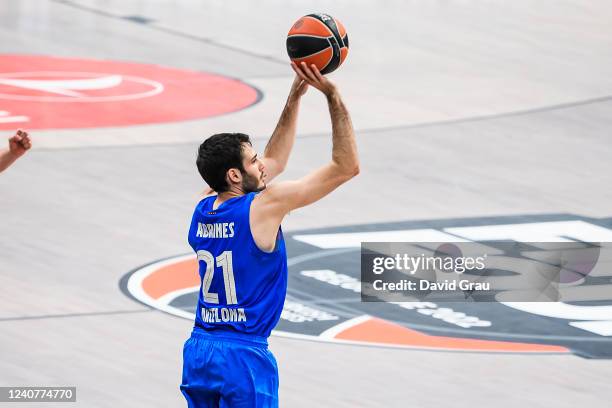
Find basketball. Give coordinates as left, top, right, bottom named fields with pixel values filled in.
left=286, top=13, right=349, bottom=75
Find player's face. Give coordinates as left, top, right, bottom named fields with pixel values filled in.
left=240, top=144, right=266, bottom=193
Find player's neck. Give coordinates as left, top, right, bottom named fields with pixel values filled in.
left=213, top=187, right=246, bottom=209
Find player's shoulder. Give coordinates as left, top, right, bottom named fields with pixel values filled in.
left=199, top=191, right=216, bottom=199
left=251, top=181, right=304, bottom=218
left=197, top=193, right=216, bottom=204
left=193, top=193, right=217, bottom=214
left=254, top=181, right=299, bottom=204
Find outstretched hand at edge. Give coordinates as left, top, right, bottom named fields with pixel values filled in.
left=9, top=129, right=32, bottom=158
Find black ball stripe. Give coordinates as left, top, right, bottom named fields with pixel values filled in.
left=286, top=35, right=331, bottom=59
left=321, top=36, right=340, bottom=75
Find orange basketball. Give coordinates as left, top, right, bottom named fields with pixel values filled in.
left=286, top=13, right=349, bottom=75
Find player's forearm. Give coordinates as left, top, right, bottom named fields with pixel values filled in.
left=328, top=91, right=359, bottom=176
left=0, top=149, right=18, bottom=173
left=263, top=93, right=301, bottom=171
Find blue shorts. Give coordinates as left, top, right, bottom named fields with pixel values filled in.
left=180, top=328, right=279, bottom=408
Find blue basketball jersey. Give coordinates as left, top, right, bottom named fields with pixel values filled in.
left=187, top=192, right=288, bottom=339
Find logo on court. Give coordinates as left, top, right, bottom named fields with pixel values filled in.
left=0, top=72, right=163, bottom=102
left=120, top=214, right=612, bottom=359
left=0, top=55, right=260, bottom=130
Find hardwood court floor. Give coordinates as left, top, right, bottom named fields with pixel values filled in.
left=1, top=1, right=612, bottom=407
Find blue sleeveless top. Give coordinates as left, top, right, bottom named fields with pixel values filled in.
left=187, top=192, right=288, bottom=339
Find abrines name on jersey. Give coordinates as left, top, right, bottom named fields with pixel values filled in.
left=196, top=222, right=235, bottom=239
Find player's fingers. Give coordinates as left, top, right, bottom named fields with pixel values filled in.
left=291, top=62, right=309, bottom=82
left=301, top=62, right=318, bottom=83
left=291, top=62, right=305, bottom=76
left=311, top=65, right=325, bottom=82
left=300, top=62, right=318, bottom=83
left=9, top=134, right=21, bottom=143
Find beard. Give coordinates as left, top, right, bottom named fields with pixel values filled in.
left=241, top=171, right=266, bottom=193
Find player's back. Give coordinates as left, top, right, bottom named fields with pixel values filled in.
left=187, top=192, right=287, bottom=340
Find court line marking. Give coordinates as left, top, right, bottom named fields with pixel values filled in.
left=50, top=0, right=287, bottom=66
left=319, top=315, right=372, bottom=339
left=0, top=308, right=153, bottom=322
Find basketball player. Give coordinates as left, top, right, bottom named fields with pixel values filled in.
left=180, top=62, right=359, bottom=408
left=0, top=129, right=32, bottom=173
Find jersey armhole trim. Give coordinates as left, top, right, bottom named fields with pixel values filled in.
left=247, top=192, right=281, bottom=257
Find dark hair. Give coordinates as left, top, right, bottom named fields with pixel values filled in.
left=196, top=133, right=251, bottom=192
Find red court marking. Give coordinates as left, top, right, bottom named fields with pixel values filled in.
left=0, top=55, right=259, bottom=130
left=334, top=317, right=569, bottom=353
left=142, top=259, right=199, bottom=300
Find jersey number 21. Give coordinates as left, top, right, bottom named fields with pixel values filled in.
left=197, top=250, right=238, bottom=305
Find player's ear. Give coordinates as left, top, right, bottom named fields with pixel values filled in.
left=227, top=168, right=242, bottom=184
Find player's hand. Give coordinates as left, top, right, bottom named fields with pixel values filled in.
left=288, top=75, right=308, bottom=101
left=291, top=62, right=337, bottom=98
left=8, top=129, right=32, bottom=158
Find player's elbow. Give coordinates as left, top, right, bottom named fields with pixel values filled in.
left=333, top=160, right=360, bottom=180
left=344, top=163, right=360, bottom=178
left=338, top=165, right=359, bottom=183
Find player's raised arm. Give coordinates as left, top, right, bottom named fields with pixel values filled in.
left=260, top=75, right=308, bottom=182
left=254, top=63, right=359, bottom=218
